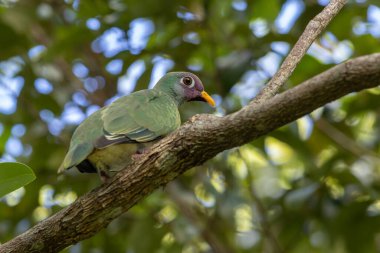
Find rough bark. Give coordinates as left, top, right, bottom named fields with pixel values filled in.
left=1, top=53, right=380, bottom=253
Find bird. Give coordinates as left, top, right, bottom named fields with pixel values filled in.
left=58, top=72, right=215, bottom=182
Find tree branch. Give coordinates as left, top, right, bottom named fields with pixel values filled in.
left=1, top=53, right=380, bottom=253
left=253, top=0, right=347, bottom=103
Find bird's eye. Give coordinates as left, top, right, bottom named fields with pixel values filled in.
left=181, top=76, right=195, bottom=88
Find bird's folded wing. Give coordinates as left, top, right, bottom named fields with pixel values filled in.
left=96, top=90, right=179, bottom=149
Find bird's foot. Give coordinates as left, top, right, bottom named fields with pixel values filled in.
left=132, top=148, right=150, bottom=161
left=99, top=170, right=111, bottom=184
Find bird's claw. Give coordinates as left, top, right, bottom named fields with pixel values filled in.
left=99, top=170, right=111, bottom=184
left=132, top=148, right=150, bottom=161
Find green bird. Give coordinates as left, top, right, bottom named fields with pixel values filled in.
left=58, top=72, right=215, bottom=181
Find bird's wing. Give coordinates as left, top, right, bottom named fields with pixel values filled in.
left=96, top=89, right=180, bottom=149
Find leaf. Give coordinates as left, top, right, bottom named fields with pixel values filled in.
left=249, top=0, right=280, bottom=21
left=0, top=162, right=36, bottom=198
left=0, top=21, right=29, bottom=60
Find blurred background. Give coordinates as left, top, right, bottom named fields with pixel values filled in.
left=1, top=0, right=380, bottom=252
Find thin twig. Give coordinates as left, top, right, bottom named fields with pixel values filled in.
left=316, top=118, right=380, bottom=161
left=252, top=0, right=347, bottom=104
left=237, top=150, right=284, bottom=253
left=249, top=183, right=284, bottom=253
left=166, top=182, right=235, bottom=253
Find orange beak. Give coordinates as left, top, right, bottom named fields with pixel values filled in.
left=201, top=91, right=216, bottom=107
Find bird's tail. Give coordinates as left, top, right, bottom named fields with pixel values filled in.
left=57, top=162, right=66, bottom=174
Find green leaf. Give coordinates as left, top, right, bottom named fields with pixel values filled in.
left=0, top=162, right=35, bottom=198
left=249, top=0, right=280, bottom=21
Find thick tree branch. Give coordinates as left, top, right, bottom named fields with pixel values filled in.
left=253, top=0, right=347, bottom=103
left=1, top=53, right=380, bottom=253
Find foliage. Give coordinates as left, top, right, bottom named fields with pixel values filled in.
left=1, top=0, right=380, bottom=252
left=0, top=162, right=35, bottom=198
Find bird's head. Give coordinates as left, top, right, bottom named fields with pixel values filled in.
left=154, top=72, right=215, bottom=107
